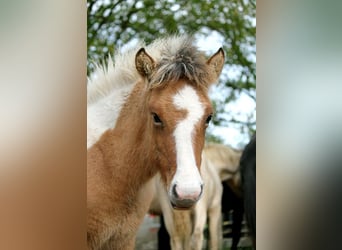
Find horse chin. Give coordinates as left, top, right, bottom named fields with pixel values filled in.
left=171, top=205, right=193, bottom=210
left=170, top=200, right=196, bottom=210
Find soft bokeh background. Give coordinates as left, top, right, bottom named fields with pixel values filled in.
left=258, top=0, right=342, bottom=249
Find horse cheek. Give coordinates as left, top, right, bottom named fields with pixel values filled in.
left=193, top=125, right=206, bottom=171
left=155, top=133, right=176, bottom=187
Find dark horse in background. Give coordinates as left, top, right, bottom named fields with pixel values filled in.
left=240, top=134, right=256, bottom=248
left=221, top=181, right=244, bottom=250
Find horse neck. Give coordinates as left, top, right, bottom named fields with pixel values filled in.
left=100, top=81, right=157, bottom=184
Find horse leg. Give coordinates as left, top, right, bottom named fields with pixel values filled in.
left=208, top=205, right=223, bottom=250
left=158, top=215, right=171, bottom=250
left=191, top=205, right=207, bottom=250
left=159, top=202, right=182, bottom=250
left=231, top=199, right=244, bottom=250
left=171, top=210, right=192, bottom=250
left=170, top=235, right=184, bottom=250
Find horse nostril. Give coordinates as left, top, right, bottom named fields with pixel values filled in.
left=172, top=184, right=179, bottom=198
left=199, top=183, right=204, bottom=197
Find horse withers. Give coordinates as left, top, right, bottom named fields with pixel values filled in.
left=87, top=35, right=225, bottom=249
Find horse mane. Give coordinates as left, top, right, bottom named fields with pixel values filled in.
left=87, top=42, right=144, bottom=104
left=87, top=35, right=213, bottom=104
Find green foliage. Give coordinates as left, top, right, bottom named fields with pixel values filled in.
left=87, top=0, right=256, bottom=143
left=205, top=133, right=224, bottom=144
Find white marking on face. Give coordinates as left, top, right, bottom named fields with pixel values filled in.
left=170, top=85, right=204, bottom=200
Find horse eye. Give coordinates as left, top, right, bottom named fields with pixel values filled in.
left=205, top=114, right=212, bottom=125
left=152, top=113, right=162, bottom=125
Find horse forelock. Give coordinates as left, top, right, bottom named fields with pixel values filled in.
left=148, top=36, right=212, bottom=89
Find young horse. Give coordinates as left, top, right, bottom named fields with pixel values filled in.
left=149, top=143, right=242, bottom=250
left=87, top=35, right=225, bottom=249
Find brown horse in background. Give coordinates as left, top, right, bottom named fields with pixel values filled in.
left=87, top=35, right=225, bottom=249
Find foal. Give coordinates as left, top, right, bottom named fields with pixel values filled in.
left=87, top=35, right=225, bottom=249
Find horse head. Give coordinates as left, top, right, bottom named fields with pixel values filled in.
left=135, top=40, right=224, bottom=209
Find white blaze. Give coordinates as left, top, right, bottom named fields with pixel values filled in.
left=171, top=85, right=204, bottom=199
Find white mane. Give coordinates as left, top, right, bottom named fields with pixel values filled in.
left=87, top=43, right=143, bottom=105
left=87, top=35, right=195, bottom=105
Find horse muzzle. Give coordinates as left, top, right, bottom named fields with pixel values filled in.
left=169, top=183, right=203, bottom=209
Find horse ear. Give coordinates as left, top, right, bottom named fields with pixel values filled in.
left=206, top=48, right=225, bottom=82
left=135, top=48, right=155, bottom=79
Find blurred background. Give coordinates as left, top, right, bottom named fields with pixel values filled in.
left=87, top=0, right=256, bottom=148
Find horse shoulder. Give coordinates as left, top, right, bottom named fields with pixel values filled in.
left=87, top=144, right=114, bottom=207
